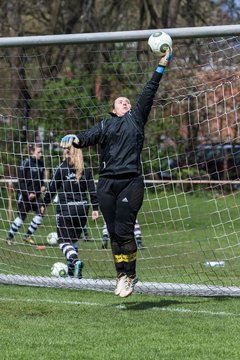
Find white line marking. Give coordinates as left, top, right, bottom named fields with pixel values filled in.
left=0, top=297, right=239, bottom=317
left=155, top=307, right=240, bottom=317
left=0, top=297, right=103, bottom=307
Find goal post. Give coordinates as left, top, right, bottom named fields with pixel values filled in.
left=1, top=25, right=240, bottom=296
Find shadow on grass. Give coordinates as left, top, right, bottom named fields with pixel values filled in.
left=114, top=296, right=233, bottom=311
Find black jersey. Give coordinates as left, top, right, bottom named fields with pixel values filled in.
left=73, top=70, right=163, bottom=177
left=17, top=157, right=45, bottom=200
left=44, top=159, right=98, bottom=213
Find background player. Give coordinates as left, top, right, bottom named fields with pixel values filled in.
left=6, top=143, right=45, bottom=245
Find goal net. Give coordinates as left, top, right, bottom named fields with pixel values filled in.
left=1, top=27, right=240, bottom=296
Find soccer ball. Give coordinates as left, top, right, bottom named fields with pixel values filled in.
left=47, top=232, right=58, bottom=245
left=51, top=262, right=68, bottom=277
left=148, top=31, right=172, bottom=56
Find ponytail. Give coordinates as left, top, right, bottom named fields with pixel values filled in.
left=68, top=147, right=84, bottom=181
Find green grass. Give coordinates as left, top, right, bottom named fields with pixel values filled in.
left=1, top=188, right=240, bottom=287
left=1, top=189, right=240, bottom=359
left=1, top=284, right=240, bottom=360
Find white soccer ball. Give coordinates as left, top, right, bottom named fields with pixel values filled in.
left=51, top=262, right=68, bottom=277
left=47, top=232, right=58, bottom=245
left=148, top=31, right=172, bottom=56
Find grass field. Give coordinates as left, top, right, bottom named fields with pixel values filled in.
left=1, top=284, right=240, bottom=360
left=1, top=189, right=240, bottom=358
left=1, top=188, right=240, bottom=289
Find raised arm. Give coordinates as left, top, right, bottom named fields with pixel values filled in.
left=133, top=48, right=172, bottom=124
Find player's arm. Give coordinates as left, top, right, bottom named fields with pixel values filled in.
left=60, top=122, right=102, bottom=149
left=134, top=48, right=172, bottom=123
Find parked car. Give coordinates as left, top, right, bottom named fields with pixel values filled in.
left=157, top=143, right=240, bottom=183
left=195, top=143, right=240, bottom=180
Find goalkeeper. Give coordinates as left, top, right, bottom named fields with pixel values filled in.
left=60, top=49, right=172, bottom=296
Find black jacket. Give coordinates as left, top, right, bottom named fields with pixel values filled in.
left=74, top=70, right=163, bottom=177
left=44, top=160, right=98, bottom=212
left=17, top=157, right=45, bottom=200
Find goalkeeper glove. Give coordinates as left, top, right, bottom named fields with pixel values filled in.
left=60, top=134, right=79, bottom=148
left=158, top=48, right=172, bottom=67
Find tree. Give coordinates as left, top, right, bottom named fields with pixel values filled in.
left=0, top=0, right=239, bottom=178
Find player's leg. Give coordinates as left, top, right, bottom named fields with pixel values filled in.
left=22, top=198, right=43, bottom=245
left=97, top=178, right=126, bottom=294
left=72, top=207, right=88, bottom=256
left=83, top=226, right=89, bottom=241
left=115, top=176, right=144, bottom=297
left=82, top=205, right=90, bottom=241
left=6, top=198, right=29, bottom=245
left=57, top=213, right=84, bottom=278
left=134, top=219, right=143, bottom=250
left=97, top=178, right=123, bottom=271
left=102, top=221, right=109, bottom=249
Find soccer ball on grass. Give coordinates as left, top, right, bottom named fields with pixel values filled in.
left=148, top=31, right=172, bottom=56
left=51, top=262, right=68, bottom=277
left=47, top=232, right=58, bottom=245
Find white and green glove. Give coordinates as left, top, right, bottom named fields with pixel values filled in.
left=60, top=134, right=79, bottom=148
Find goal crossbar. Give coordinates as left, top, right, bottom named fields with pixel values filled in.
left=0, top=25, right=240, bottom=48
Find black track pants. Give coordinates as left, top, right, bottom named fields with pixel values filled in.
left=97, top=175, right=144, bottom=276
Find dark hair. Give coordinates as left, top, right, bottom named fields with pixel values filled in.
left=28, top=142, right=42, bottom=154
